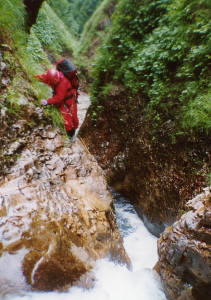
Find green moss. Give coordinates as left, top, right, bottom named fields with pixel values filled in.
left=45, top=106, right=65, bottom=132
left=178, top=209, right=186, bottom=216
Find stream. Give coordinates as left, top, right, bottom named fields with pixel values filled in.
left=5, top=192, right=166, bottom=300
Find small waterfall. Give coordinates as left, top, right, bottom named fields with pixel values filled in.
left=6, top=193, right=166, bottom=300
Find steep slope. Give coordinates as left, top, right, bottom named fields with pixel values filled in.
left=71, top=0, right=104, bottom=34
left=78, top=0, right=117, bottom=60
left=33, top=2, right=76, bottom=59
left=47, top=0, right=79, bottom=36
left=80, top=0, right=211, bottom=235
left=0, top=0, right=77, bottom=141
left=0, top=0, right=51, bottom=174
left=75, top=0, right=118, bottom=85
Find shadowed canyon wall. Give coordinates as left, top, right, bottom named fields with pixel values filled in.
left=24, top=0, right=45, bottom=29
left=80, top=0, right=211, bottom=235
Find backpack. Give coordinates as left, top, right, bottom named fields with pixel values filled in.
left=56, top=59, right=79, bottom=90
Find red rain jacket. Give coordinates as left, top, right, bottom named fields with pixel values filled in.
left=36, top=69, right=79, bottom=131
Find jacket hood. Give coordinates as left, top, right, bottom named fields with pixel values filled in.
left=36, top=69, right=63, bottom=87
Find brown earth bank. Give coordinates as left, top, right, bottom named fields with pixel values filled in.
left=155, top=188, right=211, bottom=300
left=80, top=91, right=210, bottom=236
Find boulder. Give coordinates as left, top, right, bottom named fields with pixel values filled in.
left=0, top=126, right=129, bottom=294
left=155, top=188, right=211, bottom=300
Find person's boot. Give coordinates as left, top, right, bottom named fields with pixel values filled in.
left=66, top=129, right=76, bottom=140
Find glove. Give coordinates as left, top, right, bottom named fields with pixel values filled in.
left=41, top=99, right=48, bottom=106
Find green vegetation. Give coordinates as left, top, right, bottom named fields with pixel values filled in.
left=70, top=0, right=104, bottom=34
left=47, top=0, right=79, bottom=35
left=91, top=0, right=211, bottom=140
left=33, top=2, right=77, bottom=58
left=0, top=0, right=77, bottom=129
left=47, top=0, right=105, bottom=36
left=78, top=0, right=117, bottom=59
left=0, top=0, right=50, bottom=105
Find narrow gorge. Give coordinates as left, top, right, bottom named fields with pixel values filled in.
left=0, top=1, right=210, bottom=300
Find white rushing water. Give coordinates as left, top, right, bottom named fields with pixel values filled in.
left=7, top=193, right=166, bottom=300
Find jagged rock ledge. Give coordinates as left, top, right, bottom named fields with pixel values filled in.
left=155, top=188, right=211, bottom=300
left=0, top=115, right=130, bottom=294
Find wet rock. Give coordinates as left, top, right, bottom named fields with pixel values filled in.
left=33, top=107, right=44, bottom=120
left=16, top=96, right=28, bottom=105
left=0, top=102, right=46, bottom=176
left=7, top=139, right=26, bottom=155
left=0, top=108, right=7, bottom=118
left=0, top=44, right=12, bottom=51
left=1, top=78, right=10, bottom=86
left=0, top=125, right=129, bottom=293
left=40, top=128, right=58, bottom=139
left=0, top=62, right=7, bottom=71
left=155, top=188, right=211, bottom=300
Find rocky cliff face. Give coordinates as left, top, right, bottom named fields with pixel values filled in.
left=156, top=188, right=211, bottom=300
left=80, top=98, right=210, bottom=236
left=0, top=105, right=129, bottom=295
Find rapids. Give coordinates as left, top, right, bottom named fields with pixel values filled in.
left=5, top=193, right=166, bottom=300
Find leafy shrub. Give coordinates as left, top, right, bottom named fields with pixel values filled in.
left=48, top=0, right=79, bottom=35
left=90, top=0, right=211, bottom=138
left=33, top=3, right=76, bottom=57
left=71, top=0, right=104, bottom=33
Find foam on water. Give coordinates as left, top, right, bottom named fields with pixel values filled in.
left=6, top=193, right=166, bottom=300
left=115, top=194, right=159, bottom=270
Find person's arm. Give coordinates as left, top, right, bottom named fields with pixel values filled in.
left=47, top=80, right=68, bottom=105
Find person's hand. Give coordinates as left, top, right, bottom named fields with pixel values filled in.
left=41, top=99, right=48, bottom=106
left=35, top=74, right=42, bottom=80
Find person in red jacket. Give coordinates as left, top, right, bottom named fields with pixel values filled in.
left=36, top=60, right=79, bottom=139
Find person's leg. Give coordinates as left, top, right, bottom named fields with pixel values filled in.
left=59, top=104, right=75, bottom=139
left=64, top=101, right=78, bottom=139
left=66, top=128, right=76, bottom=138
left=71, top=101, right=79, bottom=129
